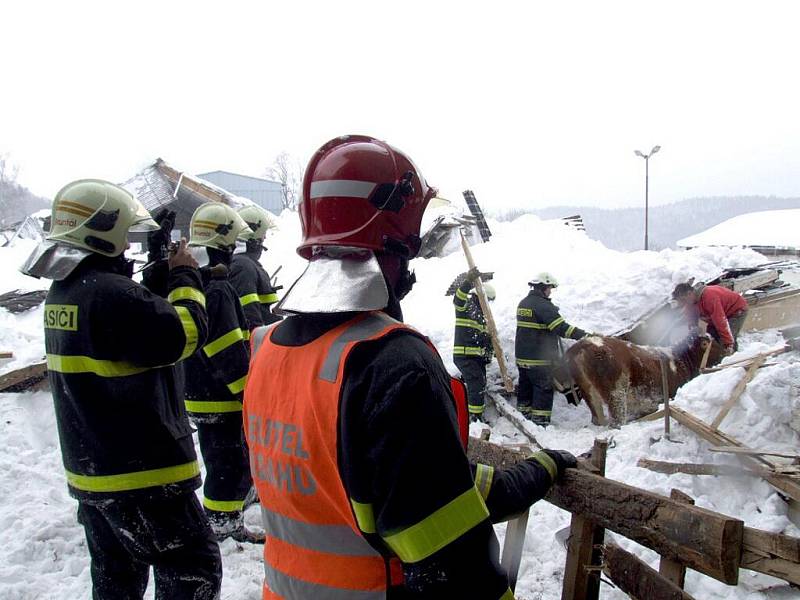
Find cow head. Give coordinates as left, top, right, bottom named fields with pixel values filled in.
left=674, top=333, right=724, bottom=374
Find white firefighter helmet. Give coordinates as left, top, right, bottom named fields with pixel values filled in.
left=188, top=202, right=250, bottom=251
left=529, top=272, right=559, bottom=288
left=237, top=205, right=275, bottom=241
left=481, top=283, right=496, bottom=300
left=46, top=179, right=158, bottom=257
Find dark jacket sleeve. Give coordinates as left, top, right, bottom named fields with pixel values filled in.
left=95, top=266, right=208, bottom=367
left=341, top=333, right=511, bottom=598
left=453, top=280, right=474, bottom=312
left=229, top=258, right=265, bottom=330
left=538, top=300, right=586, bottom=340
left=199, top=282, right=250, bottom=400
left=471, top=456, right=555, bottom=523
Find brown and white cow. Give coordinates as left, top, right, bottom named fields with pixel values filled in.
left=557, top=334, right=724, bottom=427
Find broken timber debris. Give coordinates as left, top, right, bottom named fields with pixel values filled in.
left=709, top=355, right=767, bottom=430
left=603, top=543, right=696, bottom=600
left=0, top=361, right=48, bottom=393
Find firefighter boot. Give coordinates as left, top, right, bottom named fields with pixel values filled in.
left=206, top=510, right=265, bottom=544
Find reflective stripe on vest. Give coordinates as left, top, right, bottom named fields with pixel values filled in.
left=245, top=311, right=470, bottom=599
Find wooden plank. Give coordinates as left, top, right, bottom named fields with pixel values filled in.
left=660, top=356, right=671, bottom=439
left=637, top=457, right=784, bottom=479
left=459, top=232, right=514, bottom=392
left=709, top=446, right=800, bottom=460
left=668, top=407, right=800, bottom=503
left=699, top=341, right=713, bottom=371
left=710, top=355, right=766, bottom=430
left=0, top=352, right=13, bottom=359
left=0, top=361, right=47, bottom=392
left=487, top=393, right=540, bottom=447
left=603, top=543, right=696, bottom=600
left=702, top=345, right=788, bottom=373
left=635, top=408, right=665, bottom=422
left=659, top=490, right=695, bottom=588
left=501, top=509, right=529, bottom=591
left=547, top=463, right=743, bottom=584
left=561, top=439, right=608, bottom=600
left=741, top=527, right=800, bottom=585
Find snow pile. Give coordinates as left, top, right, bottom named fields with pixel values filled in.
left=2, top=212, right=798, bottom=600
left=678, top=208, right=800, bottom=249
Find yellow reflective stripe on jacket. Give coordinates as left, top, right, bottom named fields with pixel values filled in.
left=565, top=325, right=576, bottom=337
left=203, top=497, right=245, bottom=512
left=475, top=464, right=494, bottom=500
left=65, top=460, right=200, bottom=492
left=185, top=400, right=242, bottom=413
left=203, top=327, right=244, bottom=358
left=167, top=286, right=206, bottom=308
left=242, top=329, right=251, bottom=341
left=455, top=318, right=486, bottom=332
left=529, top=451, right=558, bottom=481
left=47, top=353, right=150, bottom=377
left=547, top=316, right=565, bottom=331
left=516, top=358, right=551, bottom=367
left=259, top=293, right=279, bottom=304
left=453, top=346, right=486, bottom=357
left=516, top=320, right=547, bottom=330
left=351, top=499, right=377, bottom=534
left=381, top=486, right=489, bottom=563
left=174, top=306, right=200, bottom=360
left=500, top=589, right=515, bottom=600
left=240, top=293, right=259, bottom=307
left=455, top=289, right=469, bottom=301
left=226, top=374, right=248, bottom=395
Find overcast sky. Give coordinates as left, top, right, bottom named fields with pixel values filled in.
left=2, top=1, right=799, bottom=210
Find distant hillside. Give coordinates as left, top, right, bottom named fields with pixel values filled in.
left=495, top=196, right=800, bottom=251
left=0, top=180, right=50, bottom=229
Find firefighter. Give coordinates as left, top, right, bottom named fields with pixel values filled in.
left=183, top=202, right=264, bottom=543
left=672, top=282, right=748, bottom=354
left=515, top=273, right=588, bottom=427
left=230, top=204, right=280, bottom=331
left=26, top=179, right=221, bottom=599
left=453, top=268, right=496, bottom=419
left=244, top=135, right=577, bottom=599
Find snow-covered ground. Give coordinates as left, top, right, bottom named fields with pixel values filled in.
left=1, top=211, right=798, bottom=599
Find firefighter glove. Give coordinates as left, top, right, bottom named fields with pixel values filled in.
left=465, top=266, right=481, bottom=284
left=147, top=209, right=177, bottom=258
left=542, top=449, right=578, bottom=477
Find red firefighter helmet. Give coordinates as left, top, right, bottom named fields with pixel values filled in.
left=298, top=135, right=437, bottom=259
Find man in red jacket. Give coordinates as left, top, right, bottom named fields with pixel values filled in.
left=673, top=282, right=749, bottom=353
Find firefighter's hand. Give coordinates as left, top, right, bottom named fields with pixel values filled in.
left=541, top=449, right=578, bottom=479
left=147, top=209, right=176, bottom=257
left=168, top=239, right=198, bottom=270
left=465, top=266, right=481, bottom=283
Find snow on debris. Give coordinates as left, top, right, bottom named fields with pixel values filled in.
left=678, top=208, right=800, bottom=250
left=2, top=210, right=798, bottom=600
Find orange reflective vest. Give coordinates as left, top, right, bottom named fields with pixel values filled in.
left=244, top=311, right=469, bottom=599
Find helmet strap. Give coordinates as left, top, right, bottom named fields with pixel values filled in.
left=207, top=247, right=233, bottom=267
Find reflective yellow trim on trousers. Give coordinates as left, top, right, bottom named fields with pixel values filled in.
left=381, top=486, right=489, bottom=563
left=475, top=464, right=494, bottom=500
left=240, top=293, right=260, bottom=307
left=468, top=403, right=485, bottom=414
left=226, top=374, right=248, bottom=394
left=65, top=461, right=200, bottom=492
left=174, top=306, right=200, bottom=360
left=516, top=320, right=547, bottom=329
left=547, top=316, right=565, bottom=331
left=47, top=353, right=150, bottom=377
left=167, top=286, right=206, bottom=308
left=203, top=327, right=244, bottom=358
left=351, top=499, right=377, bottom=534
left=453, top=346, right=486, bottom=357
left=203, top=497, right=245, bottom=512
left=259, top=293, right=279, bottom=305
left=529, top=451, right=558, bottom=481
left=185, top=400, right=242, bottom=413
left=529, top=409, right=552, bottom=417
left=516, top=358, right=551, bottom=367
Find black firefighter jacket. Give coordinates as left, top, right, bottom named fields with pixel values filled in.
left=183, top=271, right=250, bottom=423
left=452, top=280, right=492, bottom=361
left=44, top=256, right=208, bottom=504
left=515, top=288, right=586, bottom=368
left=229, top=252, right=279, bottom=330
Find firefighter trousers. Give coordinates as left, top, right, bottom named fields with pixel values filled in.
left=517, top=365, right=554, bottom=425
left=454, top=355, right=487, bottom=416
left=76, top=492, right=221, bottom=600
left=195, top=413, right=252, bottom=525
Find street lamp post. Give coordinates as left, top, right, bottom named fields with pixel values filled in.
left=634, top=145, right=661, bottom=250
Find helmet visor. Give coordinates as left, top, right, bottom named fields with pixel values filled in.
left=129, top=201, right=159, bottom=232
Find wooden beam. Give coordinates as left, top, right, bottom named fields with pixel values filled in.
left=635, top=408, right=665, bottom=422
left=710, top=355, right=766, bottom=430
left=741, top=527, right=800, bottom=586
left=561, top=439, right=608, bottom=600
left=637, top=457, right=777, bottom=479
left=547, top=464, right=743, bottom=584
left=603, top=543, right=696, bottom=600
left=659, top=490, right=695, bottom=588
left=0, top=352, right=13, bottom=359
left=668, top=407, right=800, bottom=503
left=487, top=393, right=540, bottom=447
left=155, top=159, right=228, bottom=205
left=709, top=446, right=800, bottom=460
left=0, top=361, right=47, bottom=392
left=500, top=442, right=533, bottom=592
left=702, top=345, right=788, bottom=373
